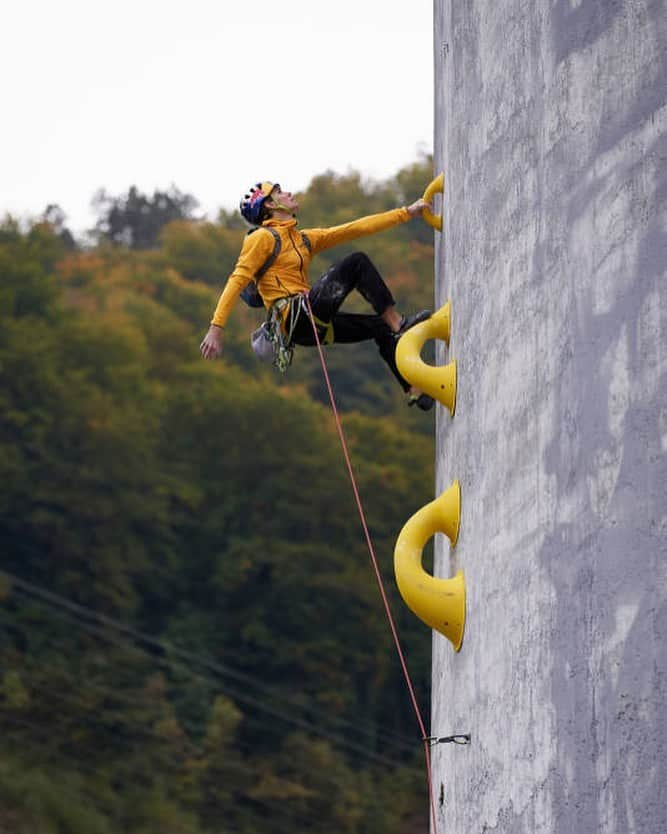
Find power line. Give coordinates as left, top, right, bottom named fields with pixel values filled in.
left=3, top=568, right=416, bottom=752
left=2, top=591, right=428, bottom=831
left=2, top=572, right=415, bottom=767
left=0, top=523, right=426, bottom=751
left=3, top=663, right=389, bottom=834
left=1, top=609, right=416, bottom=810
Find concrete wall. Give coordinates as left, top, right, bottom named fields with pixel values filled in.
left=430, top=1, right=666, bottom=832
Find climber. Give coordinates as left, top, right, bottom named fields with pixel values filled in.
left=199, top=181, right=434, bottom=409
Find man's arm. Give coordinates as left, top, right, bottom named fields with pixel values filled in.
left=304, top=199, right=431, bottom=255
left=200, top=230, right=275, bottom=360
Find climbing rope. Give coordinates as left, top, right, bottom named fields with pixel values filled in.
left=303, top=294, right=440, bottom=834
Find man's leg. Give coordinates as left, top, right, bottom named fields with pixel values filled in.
left=290, top=251, right=432, bottom=401
left=307, top=252, right=395, bottom=321
left=292, top=307, right=411, bottom=391
left=331, top=312, right=412, bottom=391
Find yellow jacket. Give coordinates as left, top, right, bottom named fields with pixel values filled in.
left=210, top=207, right=410, bottom=327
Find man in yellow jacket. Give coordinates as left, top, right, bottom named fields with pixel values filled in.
left=200, top=181, right=433, bottom=409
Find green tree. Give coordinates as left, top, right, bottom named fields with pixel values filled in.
left=0, top=158, right=437, bottom=834
left=93, top=185, right=199, bottom=249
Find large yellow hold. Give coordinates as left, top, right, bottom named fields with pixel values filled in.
left=394, top=481, right=466, bottom=651
left=421, top=172, right=444, bottom=231
left=396, top=301, right=457, bottom=415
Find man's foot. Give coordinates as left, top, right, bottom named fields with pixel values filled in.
left=396, top=309, right=431, bottom=336
left=407, top=392, right=435, bottom=411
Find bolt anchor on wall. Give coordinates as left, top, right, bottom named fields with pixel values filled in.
left=425, top=733, right=471, bottom=747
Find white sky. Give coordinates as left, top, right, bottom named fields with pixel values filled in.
left=2, top=0, right=433, bottom=235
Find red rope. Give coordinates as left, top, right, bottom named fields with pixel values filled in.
left=303, top=295, right=439, bottom=834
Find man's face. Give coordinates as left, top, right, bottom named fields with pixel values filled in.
left=269, top=186, right=299, bottom=213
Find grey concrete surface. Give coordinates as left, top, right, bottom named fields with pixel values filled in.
left=430, top=1, right=666, bottom=832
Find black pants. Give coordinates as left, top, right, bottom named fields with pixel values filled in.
left=290, top=252, right=410, bottom=391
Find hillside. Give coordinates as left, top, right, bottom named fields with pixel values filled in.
left=0, top=159, right=439, bottom=834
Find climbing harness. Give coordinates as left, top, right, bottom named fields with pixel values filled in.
left=301, top=293, right=440, bottom=834
left=250, top=293, right=333, bottom=372
left=250, top=296, right=300, bottom=372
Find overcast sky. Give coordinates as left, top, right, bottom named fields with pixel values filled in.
left=2, top=0, right=433, bottom=235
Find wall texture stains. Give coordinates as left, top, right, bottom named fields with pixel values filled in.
left=431, top=1, right=666, bottom=832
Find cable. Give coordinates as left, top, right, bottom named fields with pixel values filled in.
left=303, top=293, right=439, bottom=834
left=1, top=665, right=336, bottom=834
left=3, top=666, right=401, bottom=834
left=1, top=609, right=417, bottom=810
left=2, top=600, right=403, bottom=771
left=2, top=571, right=417, bottom=754
left=1, top=575, right=409, bottom=768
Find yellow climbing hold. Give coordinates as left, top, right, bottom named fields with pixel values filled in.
left=396, top=301, right=457, bottom=416
left=422, top=172, right=444, bottom=231
left=394, top=481, right=465, bottom=651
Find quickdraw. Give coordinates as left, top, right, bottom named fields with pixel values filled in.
left=256, top=295, right=334, bottom=373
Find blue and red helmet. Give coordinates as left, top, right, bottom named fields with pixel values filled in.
left=240, top=181, right=278, bottom=225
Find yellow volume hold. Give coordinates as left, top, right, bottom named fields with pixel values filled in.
left=422, top=172, right=444, bottom=231
left=394, top=481, right=466, bottom=651
left=396, top=301, right=457, bottom=416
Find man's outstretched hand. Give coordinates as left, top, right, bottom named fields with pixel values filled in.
left=406, top=198, right=432, bottom=217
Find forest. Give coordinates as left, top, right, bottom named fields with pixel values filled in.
left=0, top=157, right=438, bottom=834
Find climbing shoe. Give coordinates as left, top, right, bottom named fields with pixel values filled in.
left=396, top=309, right=431, bottom=337
left=407, top=392, right=435, bottom=411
